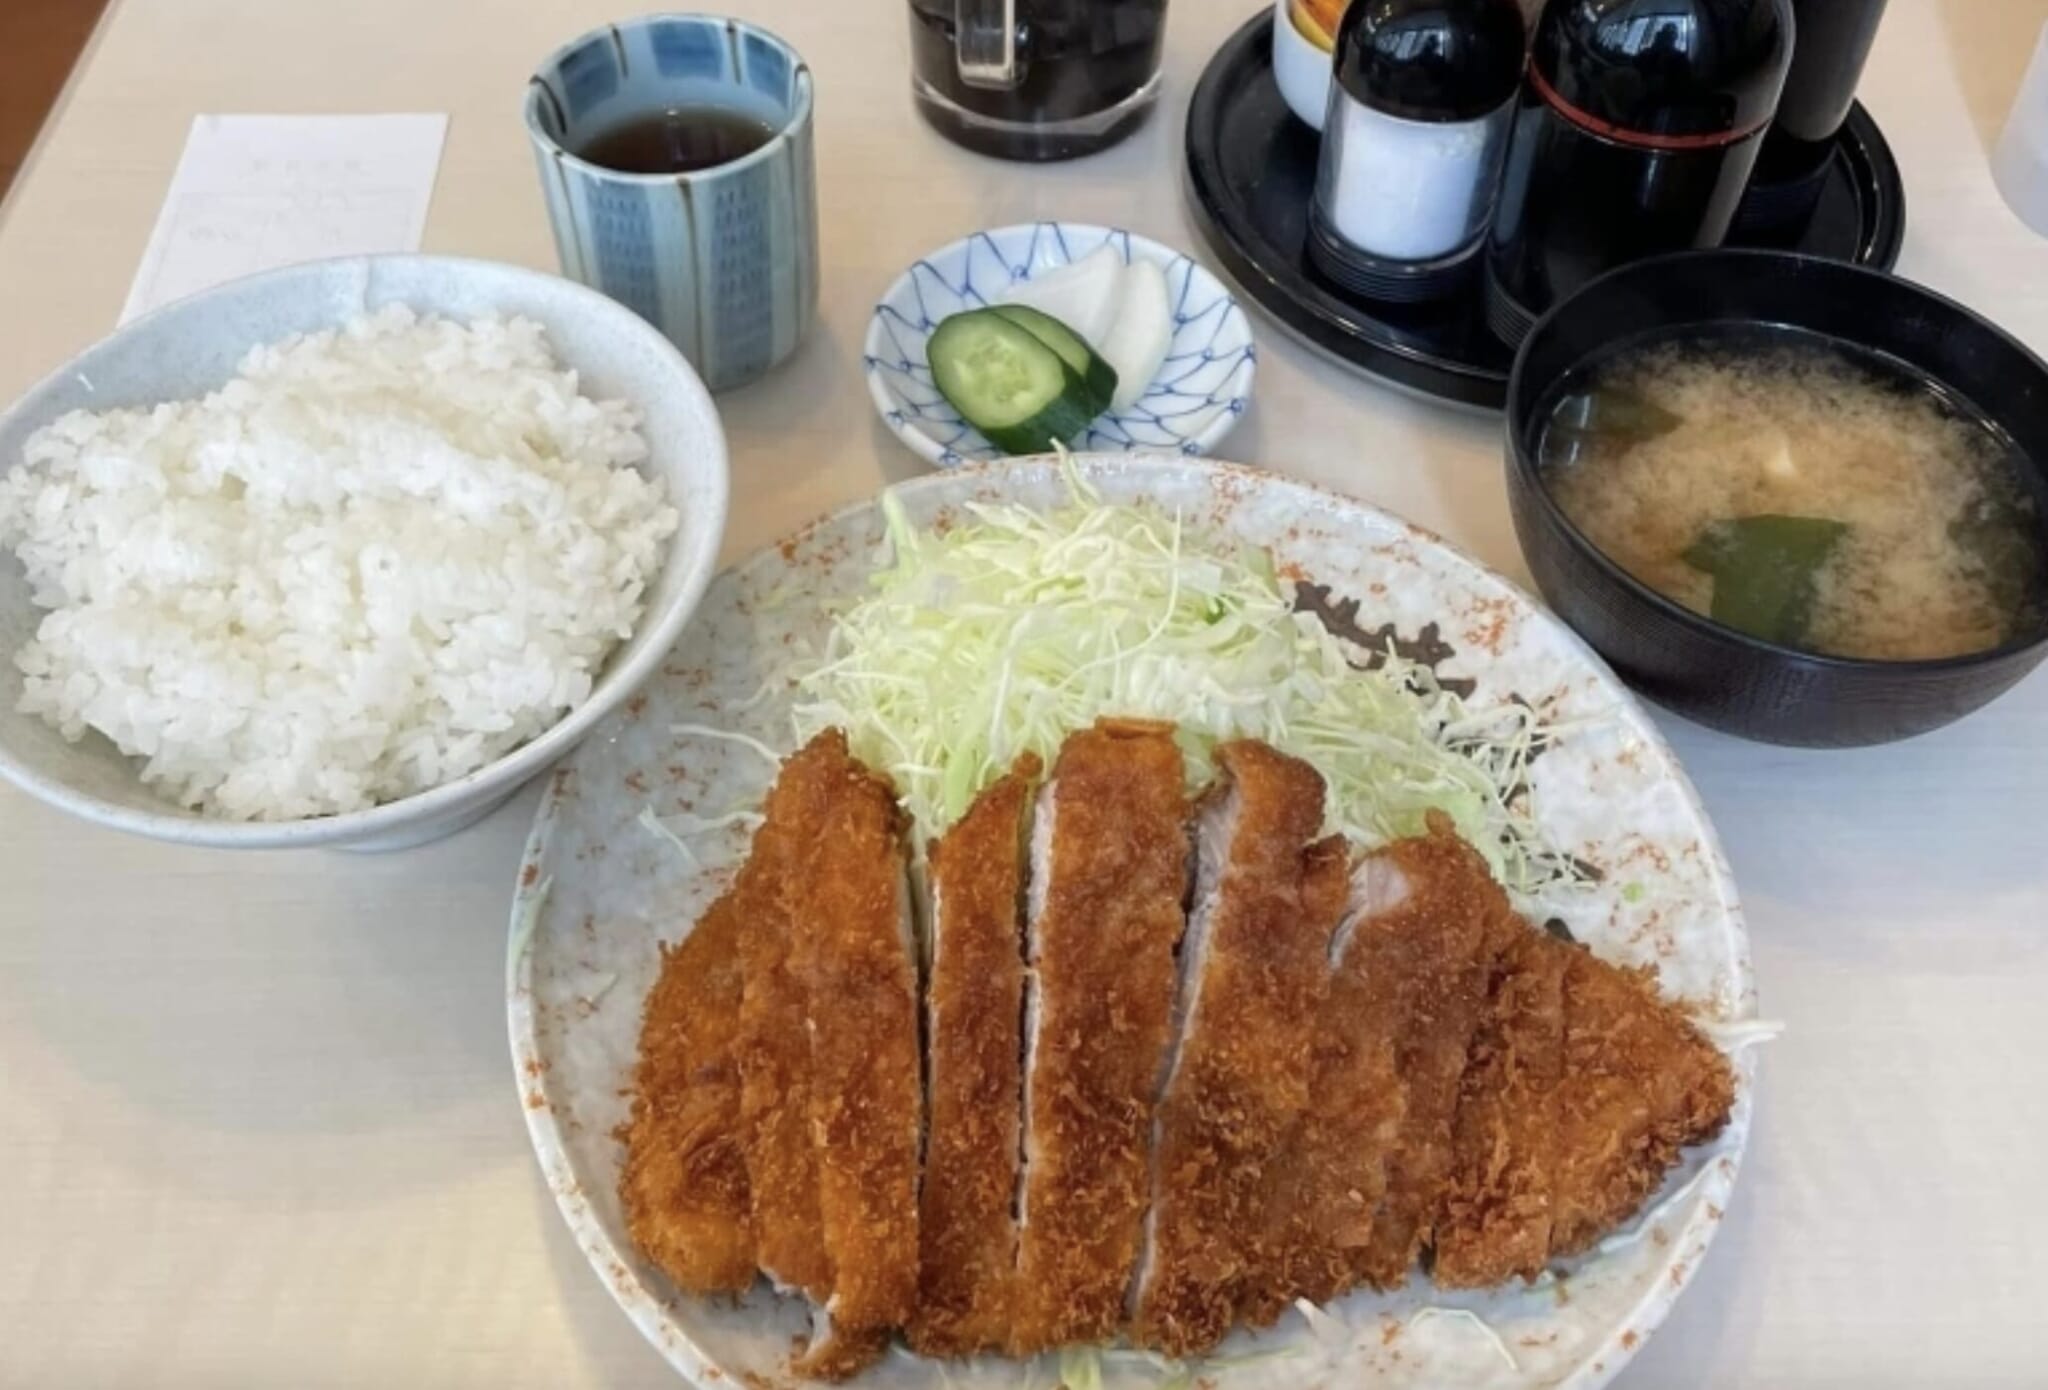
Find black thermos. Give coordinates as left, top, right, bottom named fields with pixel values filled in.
left=1483, top=0, right=1795, bottom=347
left=1738, top=0, right=1890, bottom=234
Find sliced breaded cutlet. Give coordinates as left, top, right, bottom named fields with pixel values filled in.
left=1011, top=719, right=1190, bottom=1354
left=786, top=730, right=922, bottom=1335
left=1249, top=845, right=1408, bottom=1315
left=1129, top=741, right=1347, bottom=1358
left=1432, top=927, right=1570, bottom=1289
left=1252, top=812, right=1508, bottom=1315
left=735, top=733, right=841, bottom=1303
left=1353, top=816, right=1513, bottom=1291
left=620, top=883, right=756, bottom=1295
left=908, top=756, right=1041, bottom=1359
left=1547, top=947, right=1737, bottom=1259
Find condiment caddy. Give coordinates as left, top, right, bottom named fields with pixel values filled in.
left=1185, top=3, right=1905, bottom=409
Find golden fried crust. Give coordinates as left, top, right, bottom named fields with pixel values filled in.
left=908, top=758, right=1040, bottom=1358
left=621, top=886, right=757, bottom=1295
left=736, top=732, right=847, bottom=1302
left=793, top=736, right=921, bottom=1332
left=1254, top=813, right=1511, bottom=1318
left=1354, top=816, right=1512, bottom=1290
left=1240, top=832, right=1360, bottom=1323
left=1011, top=720, right=1189, bottom=1354
left=1131, top=744, right=1338, bottom=1358
left=1547, top=949, right=1737, bottom=1259
left=1432, top=927, right=1570, bottom=1289
left=1249, top=850, right=1412, bottom=1319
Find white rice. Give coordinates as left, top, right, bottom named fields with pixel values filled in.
left=0, top=305, right=680, bottom=821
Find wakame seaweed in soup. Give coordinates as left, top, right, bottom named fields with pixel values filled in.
left=1539, top=325, right=2047, bottom=661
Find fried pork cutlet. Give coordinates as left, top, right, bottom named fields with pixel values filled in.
left=627, top=720, right=1742, bottom=1384
left=620, top=884, right=756, bottom=1295
left=1251, top=813, right=1510, bottom=1316
left=735, top=733, right=841, bottom=1302
left=1547, top=947, right=1738, bottom=1259
left=1129, top=742, right=1345, bottom=1358
left=788, top=732, right=922, bottom=1334
left=1011, top=720, right=1190, bottom=1355
left=1249, top=848, right=1407, bottom=1316
left=908, top=757, right=1041, bottom=1359
left=1431, top=927, right=1570, bottom=1288
left=1353, top=816, right=1514, bottom=1290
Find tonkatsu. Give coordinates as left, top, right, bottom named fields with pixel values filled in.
left=619, top=725, right=1742, bottom=1383
left=787, top=731, right=921, bottom=1334
left=619, top=883, right=756, bottom=1295
left=1129, top=741, right=1346, bottom=1357
left=1354, top=816, right=1516, bottom=1291
left=734, top=733, right=838, bottom=1303
left=1548, top=946, right=1738, bottom=1259
left=1432, top=927, right=1571, bottom=1288
left=908, top=756, right=1039, bottom=1358
left=1011, top=719, right=1190, bottom=1354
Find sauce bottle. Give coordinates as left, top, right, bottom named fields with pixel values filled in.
left=1737, top=0, right=1889, bottom=235
left=1484, top=0, right=1794, bottom=345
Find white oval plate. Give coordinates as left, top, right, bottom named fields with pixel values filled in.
left=863, top=223, right=1257, bottom=467
left=507, top=455, right=1758, bottom=1390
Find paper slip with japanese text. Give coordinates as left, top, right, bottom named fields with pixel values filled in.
left=120, top=114, right=447, bottom=323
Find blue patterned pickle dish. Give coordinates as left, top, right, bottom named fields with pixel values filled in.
left=865, top=222, right=1258, bottom=467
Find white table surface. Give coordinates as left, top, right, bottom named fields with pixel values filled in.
left=3, top=1, right=2046, bottom=1386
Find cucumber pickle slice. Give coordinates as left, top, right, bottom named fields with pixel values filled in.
left=928, top=309, right=1102, bottom=456
left=988, top=304, right=1118, bottom=416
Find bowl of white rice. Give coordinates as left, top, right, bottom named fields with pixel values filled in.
left=0, top=255, right=729, bottom=850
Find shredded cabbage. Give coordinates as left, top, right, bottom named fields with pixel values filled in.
left=1037, top=1342, right=1295, bottom=1388
left=506, top=874, right=551, bottom=989
left=1406, top=1307, right=1518, bottom=1371
left=1101, top=1350, right=1182, bottom=1375
left=792, top=463, right=1576, bottom=892
left=637, top=805, right=701, bottom=870
left=638, top=801, right=765, bottom=871
left=1188, top=1348, right=1297, bottom=1375
left=1057, top=1347, right=1107, bottom=1390
left=1293, top=1297, right=1350, bottom=1348
left=1699, top=1017, right=1786, bottom=1052
left=670, top=722, right=783, bottom=766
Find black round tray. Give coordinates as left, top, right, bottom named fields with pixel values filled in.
left=1183, top=10, right=1907, bottom=410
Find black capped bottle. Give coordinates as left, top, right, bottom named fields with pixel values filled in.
left=1484, top=0, right=1795, bottom=345
left=1737, top=0, right=1889, bottom=235
left=1306, top=0, right=1528, bottom=303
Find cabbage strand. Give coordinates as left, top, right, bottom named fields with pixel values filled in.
left=791, top=474, right=1572, bottom=894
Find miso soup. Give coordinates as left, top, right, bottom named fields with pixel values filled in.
left=1539, top=327, right=2047, bottom=662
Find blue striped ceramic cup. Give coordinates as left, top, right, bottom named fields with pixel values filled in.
left=525, top=16, right=818, bottom=392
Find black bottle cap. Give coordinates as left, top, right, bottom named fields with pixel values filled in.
left=1333, top=0, right=1529, bottom=125
left=1532, top=0, right=1793, bottom=145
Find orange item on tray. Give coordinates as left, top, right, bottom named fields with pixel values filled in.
left=1289, top=0, right=1344, bottom=50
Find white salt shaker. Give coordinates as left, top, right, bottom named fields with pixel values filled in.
left=1307, top=0, right=1526, bottom=304
left=1993, top=22, right=2048, bottom=238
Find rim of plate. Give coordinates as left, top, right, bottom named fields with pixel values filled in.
left=507, top=453, right=1756, bottom=1390
left=863, top=224, right=1258, bottom=469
